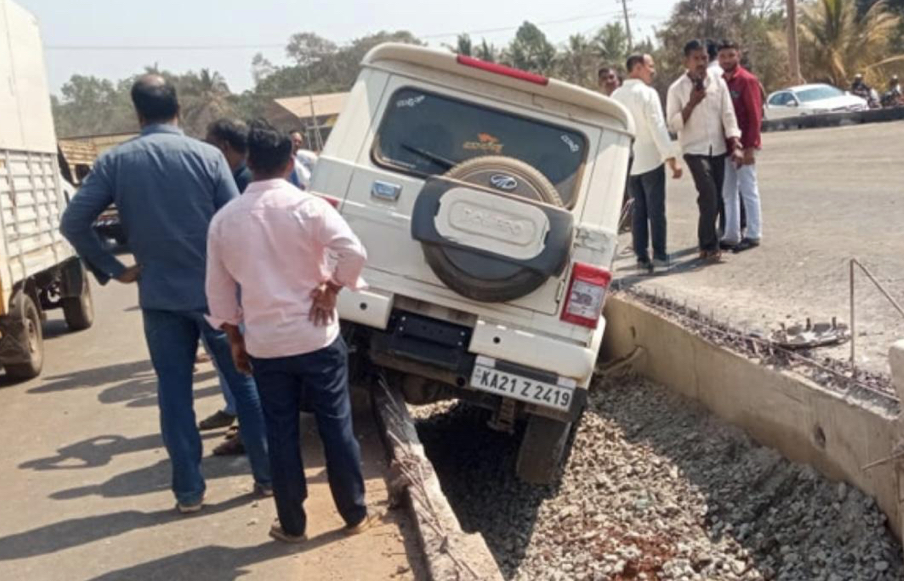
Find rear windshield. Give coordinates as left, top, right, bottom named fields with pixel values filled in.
left=373, top=87, right=588, bottom=207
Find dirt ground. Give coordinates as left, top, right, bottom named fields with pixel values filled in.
left=616, top=121, right=904, bottom=376
left=0, top=280, right=421, bottom=580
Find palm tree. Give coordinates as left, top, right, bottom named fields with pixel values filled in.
left=594, top=22, right=630, bottom=70
left=798, top=0, right=904, bottom=86
left=179, top=69, right=231, bottom=136
left=557, top=34, right=599, bottom=88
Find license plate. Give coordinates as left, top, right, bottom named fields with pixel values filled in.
left=469, top=363, right=574, bottom=411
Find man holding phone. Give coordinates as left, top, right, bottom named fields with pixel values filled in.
left=667, top=39, right=743, bottom=261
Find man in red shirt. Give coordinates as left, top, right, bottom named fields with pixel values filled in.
left=718, top=40, right=763, bottom=252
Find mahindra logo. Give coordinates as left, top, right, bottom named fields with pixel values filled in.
left=489, top=174, right=518, bottom=191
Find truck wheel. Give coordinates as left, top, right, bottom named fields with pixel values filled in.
left=62, top=276, right=95, bottom=331
left=5, top=295, right=44, bottom=380
left=515, top=414, right=576, bottom=485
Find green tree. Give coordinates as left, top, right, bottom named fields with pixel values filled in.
left=178, top=69, right=233, bottom=136
left=507, top=22, right=557, bottom=74
left=594, top=22, right=630, bottom=70
left=286, top=32, right=338, bottom=67
left=797, top=0, right=904, bottom=86
left=51, top=75, right=136, bottom=137
left=557, top=34, right=599, bottom=87
left=474, top=39, right=500, bottom=62
left=446, top=34, right=473, bottom=56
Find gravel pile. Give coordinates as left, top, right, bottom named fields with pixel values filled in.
left=413, top=376, right=903, bottom=581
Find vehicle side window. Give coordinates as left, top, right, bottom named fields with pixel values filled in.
left=769, top=92, right=791, bottom=106
left=372, top=87, right=588, bottom=208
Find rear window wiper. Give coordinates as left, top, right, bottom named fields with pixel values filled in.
left=400, top=143, right=456, bottom=170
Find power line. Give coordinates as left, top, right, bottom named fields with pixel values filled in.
left=419, top=10, right=624, bottom=40
left=46, top=43, right=284, bottom=51
left=45, top=10, right=626, bottom=52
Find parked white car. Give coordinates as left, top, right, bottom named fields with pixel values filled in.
left=765, top=84, right=868, bottom=120
left=317, top=43, right=634, bottom=483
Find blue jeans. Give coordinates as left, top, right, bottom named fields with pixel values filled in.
left=200, top=335, right=236, bottom=416
left=142, top=309, right=271, bottom=505
left=250, top=337, right=366, bottom=536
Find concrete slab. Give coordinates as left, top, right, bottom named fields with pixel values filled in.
left=616, top=121, right=904, bottom=376
left=0, top=281, right=420, bottom=580
left=891, top=340, right=904, bottom=402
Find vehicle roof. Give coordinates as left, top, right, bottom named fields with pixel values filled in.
left=778, top=83, right=839, bottom=94
left=362, top=43, right=635, bottom=136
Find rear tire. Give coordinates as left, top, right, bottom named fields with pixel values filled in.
left=62, top=275, right=95, bottom=331
left=4, top=294, right=44, bottom=380
left=515, top=414, right=575, bottom=485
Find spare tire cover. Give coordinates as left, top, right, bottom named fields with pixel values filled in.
left=421, top=156, right=569, bottom=303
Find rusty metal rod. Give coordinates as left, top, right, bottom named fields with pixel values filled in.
left=851, top=259, right=856, bottom=374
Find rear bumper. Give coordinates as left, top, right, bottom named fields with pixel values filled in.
left=470, top=319, right=600, bottom=385
left=339, top=288, right=600, bottom=386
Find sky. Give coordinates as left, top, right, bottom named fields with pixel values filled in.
left=16, top=0, right=674, bottom=97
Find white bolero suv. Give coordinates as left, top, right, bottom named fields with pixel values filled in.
left=316, top=43, right=634, bottom=483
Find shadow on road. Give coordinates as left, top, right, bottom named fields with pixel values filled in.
left=0, top=495, right=252, bottom=561
left=18, top=431, right=225, bottom=471
left=84, top=536, right=344, bottom=581
left=47, top=451, right=269, bottom=501
left=27, top=360, right=154, bottom=394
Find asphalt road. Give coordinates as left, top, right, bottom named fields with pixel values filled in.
left=615, top=121, right=904, bottom=376
left=0, top=280, right=418, bottom=580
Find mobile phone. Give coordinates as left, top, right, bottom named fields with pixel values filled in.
left=694, top=77, right=705, bottom=92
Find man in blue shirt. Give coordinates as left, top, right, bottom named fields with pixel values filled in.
left=198, top=118, right=251, bottom=446
left=60, top=75, right=271, bottom=513
left=207, top=118, right=253, bottom=194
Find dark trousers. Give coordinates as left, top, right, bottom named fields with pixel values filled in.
left=250, top=337, right=367, bottom=537
left=628, top=164, right=667, bottom=262
left=684, top=154, right=726, bottom=252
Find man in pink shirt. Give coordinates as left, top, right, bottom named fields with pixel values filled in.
left=206, top=121, right=371, bottom=543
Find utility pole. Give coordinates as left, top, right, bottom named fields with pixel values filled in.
left=619, top=0, right=634, bottom=51
left=786, top=0, right=802, bottom=84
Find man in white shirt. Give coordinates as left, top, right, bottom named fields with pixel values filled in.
left=667, top=39, right=743, bottom=261
left=612, top=54, right=683, bottom=273
left=290, top=130, right=318, bottom=190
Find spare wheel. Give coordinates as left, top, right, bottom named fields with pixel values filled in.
left=419, top=156, right=571, bottom=303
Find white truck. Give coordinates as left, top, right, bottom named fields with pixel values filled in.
left=0, top=0, right=94, bottom=379
left=318, top=44, right=633, bottom=483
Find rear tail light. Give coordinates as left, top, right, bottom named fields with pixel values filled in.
left=456, top=55, right=549, bottom=86
left=560, top=263, right=612, bottom=329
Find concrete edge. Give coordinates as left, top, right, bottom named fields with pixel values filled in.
left=373, top=385, right=505, bottom=581
left=602, top=293, right=904, bottom=540
left=890, top=340, right=904, bottom=401
left=762, top=107, right=904, bottom=132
